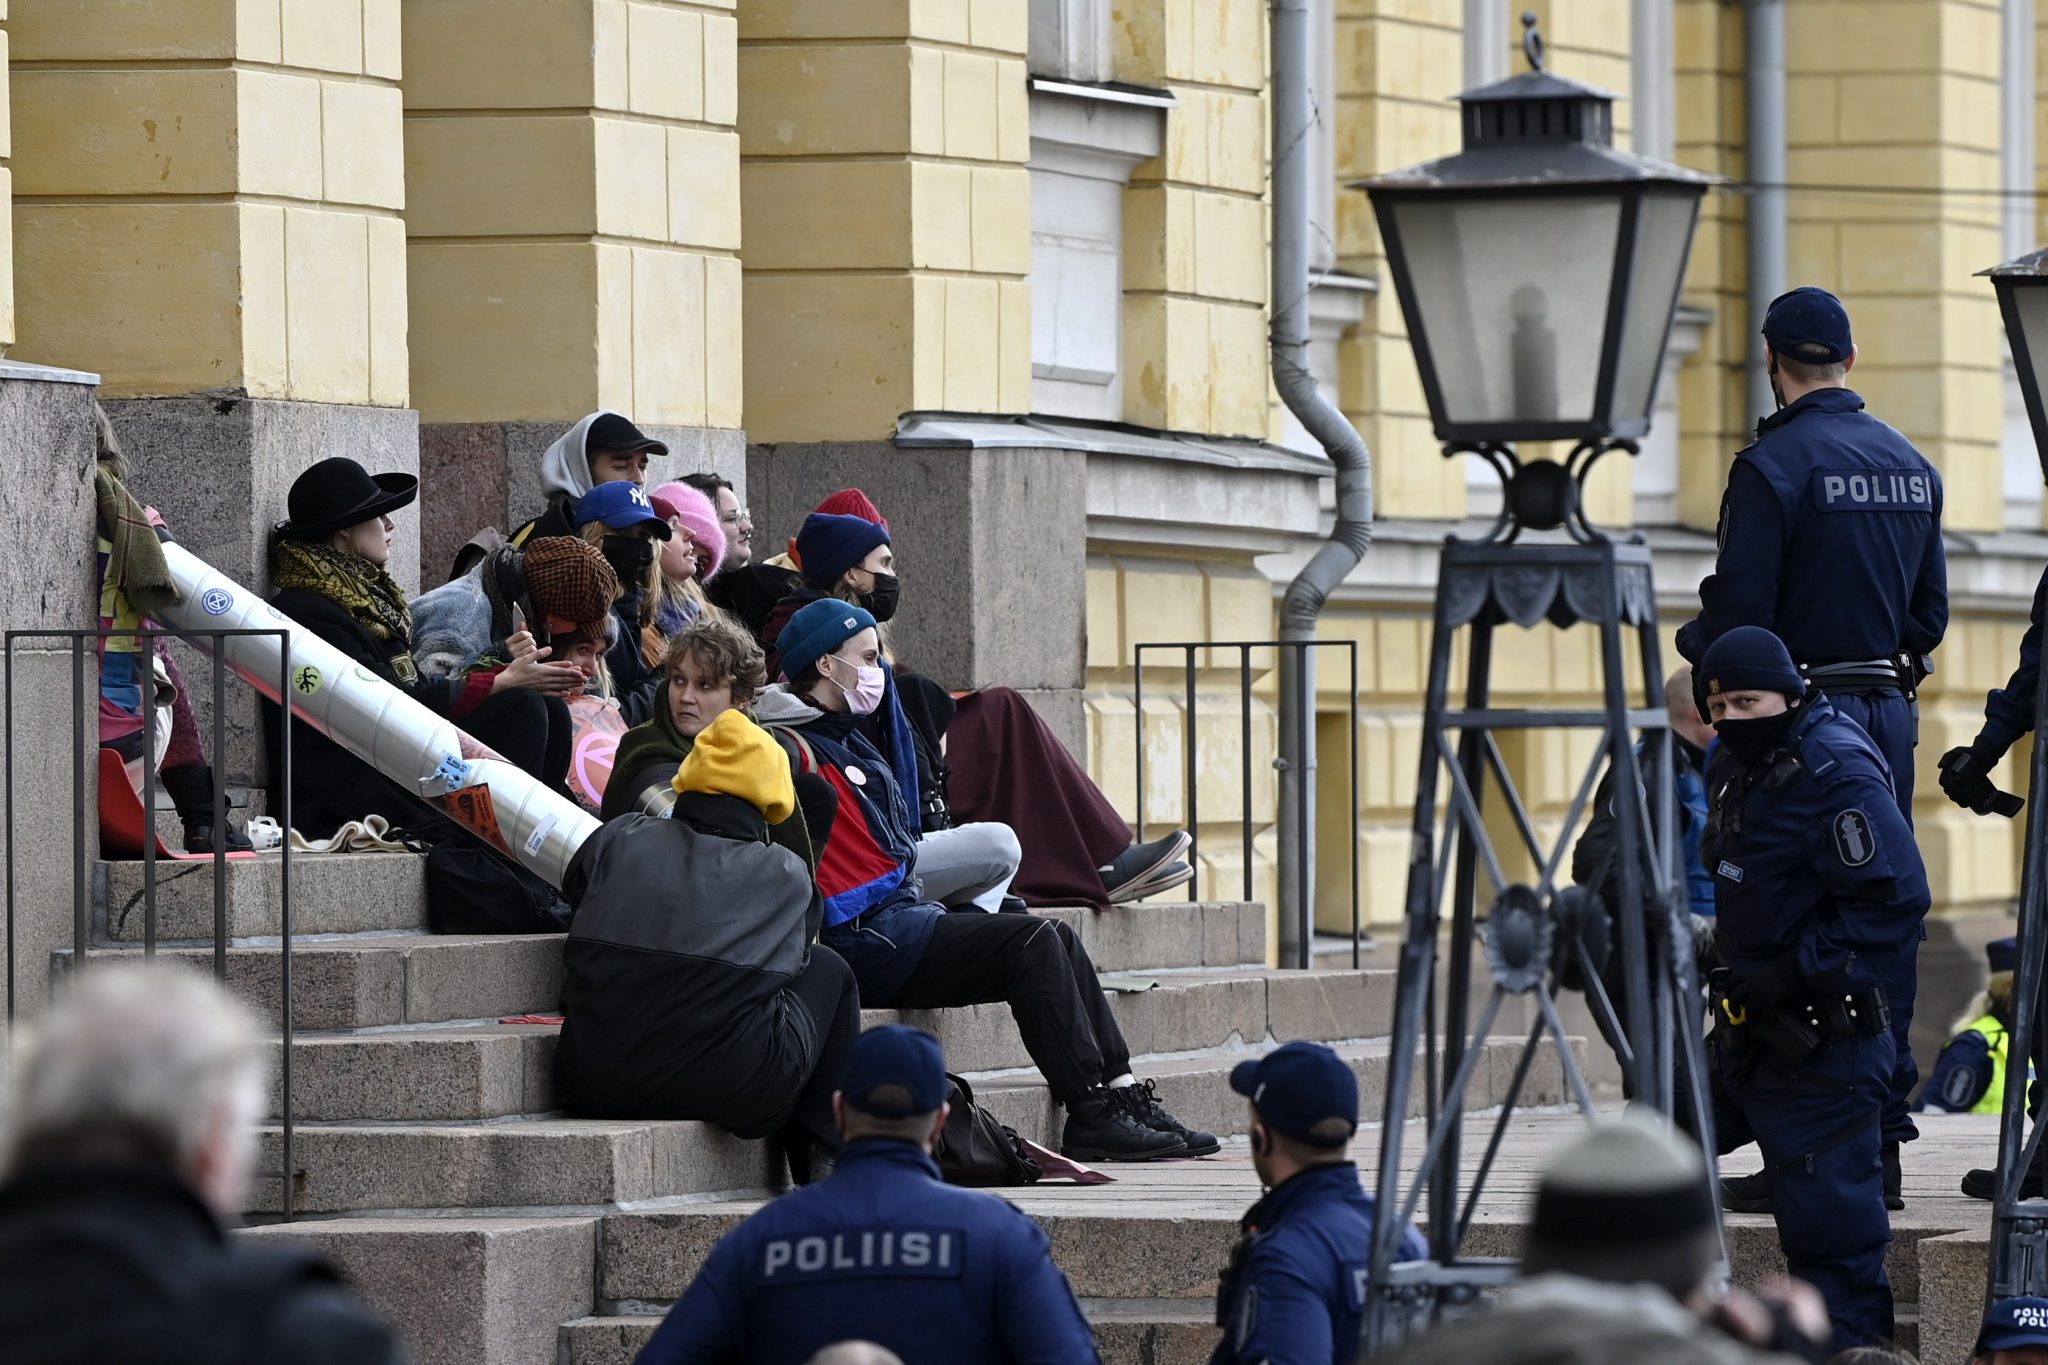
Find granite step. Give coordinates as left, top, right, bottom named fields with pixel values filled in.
left=594, top=1035, right=1580, bottom=1305
left=240, top=1216, right=596, bottom=1365
left=1034, top=901, right=1266, bottom=972
left=67, top=931, right=565, bottom=1030
left=558, top=1300, right=1220, bottom=1365
left=251, top=1116, right=778, bottom=1216
left=267, top=966, right=1394, bottom=1122
left=100, top=849, right=428, bottom=942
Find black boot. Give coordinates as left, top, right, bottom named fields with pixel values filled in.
left=1061, top=1088, right=1186, bottom=1162
left=1719, top=1169, right=1772, bottom=1214
left=1118, top=1079, right=1219, bottom=1157
left=183, top=820, right=253, bottom=855
left=1882, top=1140, right=1903, bottom=1211
left=1963, top=1162, right=2045, bottom=1201
left=162, top=765, right=252, bottom=854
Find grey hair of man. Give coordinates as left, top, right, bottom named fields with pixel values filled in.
left=806, top=1343, right=907, bottom=1365
left=0, top=961, right=267, bottom=1218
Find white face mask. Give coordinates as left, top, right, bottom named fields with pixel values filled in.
left=826, top=657, right=886, bottom=715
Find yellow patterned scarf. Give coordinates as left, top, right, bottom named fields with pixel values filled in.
left=271, top=537, right=419, bottom=684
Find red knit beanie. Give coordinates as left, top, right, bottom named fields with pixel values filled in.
left=790, top=488, right=889, bottom=569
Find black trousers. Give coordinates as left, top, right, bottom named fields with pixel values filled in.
left=885, top=911, right=1131, bottom=1103
left=779, top=943, right=861, bottom=1154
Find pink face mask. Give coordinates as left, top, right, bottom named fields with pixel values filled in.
left=828, top=657, right=887, bottom=715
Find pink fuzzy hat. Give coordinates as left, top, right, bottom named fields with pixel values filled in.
left=650, top=481, right=725, bottom=581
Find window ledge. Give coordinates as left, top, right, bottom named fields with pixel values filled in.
left=1028, top=79, right=1170, bottom=173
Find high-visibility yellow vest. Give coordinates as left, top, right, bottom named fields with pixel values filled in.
left=1964, top=1014, right=2011, bottom=1116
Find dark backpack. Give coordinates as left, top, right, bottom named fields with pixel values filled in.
left=933, top=1072, right=1042, bottom=1188
left=423, top=838, right=571, bottom=935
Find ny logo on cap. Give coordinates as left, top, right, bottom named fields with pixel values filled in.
left=629, top=486, right=651, bottom=509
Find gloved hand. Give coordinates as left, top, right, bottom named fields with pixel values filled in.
left=1728, top=952, right=1804, bottom=1020
left=1939, top=738, right=2007, bottom=813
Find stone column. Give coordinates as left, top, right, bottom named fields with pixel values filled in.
left=403, top=0, right=746, bottom=583
left=736, top=0, right=1031, bottom=441
left=11, top=1, right=417, bottom=796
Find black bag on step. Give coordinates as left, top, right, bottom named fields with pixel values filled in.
left=933, top=1072, right=1042, bottom=1187
left=423, top=837, right=571, bottom=935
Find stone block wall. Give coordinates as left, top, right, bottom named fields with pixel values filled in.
left=737, top=0, right=1031, bottom=441
left=1114, top=0, right=1271, bottom=440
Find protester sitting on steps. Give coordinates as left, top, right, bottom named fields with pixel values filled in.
left=763, top=496, right=1193, bottom=908
left=449, top=409, right=668, bottom=579
left=92, top=404, right=252, bottom=853
left=752, top=598, right=1214, bottom=1162
left=572, top=481, right=673, bottom=725
left=265, top=458, right=584, bottom=842
left=556, top=709, right=859, bottom=1187
left=603, top=613, right=837, bottom=871
left=635, top=1024, right=1101, bottom=1365
left=0, top=961, right=405, bottom=1363
left=648, top=481, right=726, bottom=644
left=680, top=470, right=753, bottom=575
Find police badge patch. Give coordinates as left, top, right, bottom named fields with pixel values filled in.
left=1832, top=809, right=1876, bottom=867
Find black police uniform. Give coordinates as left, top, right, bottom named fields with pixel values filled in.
left=636, top=1138, right=1099, bottom=1365
left=1678, top=385, right=1946, bottom=1157
left=1701, top=694, right=1930, bottom=1351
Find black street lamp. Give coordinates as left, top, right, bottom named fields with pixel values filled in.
left=1980, top=245, right=2048, bottom=1303
left=1353, top=16, right=1723, bottom=1352
left=1986, top=249, right=2048, bottom=484
left=1360, top=15, right=1714, bottom=539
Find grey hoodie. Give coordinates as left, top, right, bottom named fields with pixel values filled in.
left=751, top=683, right=826, bottom=729
left=539, top=410, right=617, bottom=503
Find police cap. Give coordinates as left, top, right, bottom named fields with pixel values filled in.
left=840, top=1024, right=948, bottom=1118
left=1229, top=1041, right=1358, bottom=1148
left=1979, top=1296, right=2048, bottom=1353
left=1700, top=625, right=1806, bottom=699
left=1762, top=286, right=1853, bottom=365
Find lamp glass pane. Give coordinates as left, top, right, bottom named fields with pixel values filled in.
left=1390, top=193, right=1623, bottom=428
left=2014, top=283, right=2048, bottom=458
left=1609, top=190, right=1702, bottom=426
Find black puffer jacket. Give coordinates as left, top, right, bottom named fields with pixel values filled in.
left=554, top=806, right=829, bottom=1135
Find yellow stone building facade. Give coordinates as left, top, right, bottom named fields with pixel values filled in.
left=0, top=0, right=2040, bottom=1021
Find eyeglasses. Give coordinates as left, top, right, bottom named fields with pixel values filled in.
left=720, top=508, right=752, bottom=525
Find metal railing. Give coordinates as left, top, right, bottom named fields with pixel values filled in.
left=1133, top=639, right=1361, bottom=967
left=4, top=626, right=295, bottom=1220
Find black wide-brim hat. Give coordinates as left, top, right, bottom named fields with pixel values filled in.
left=281, top=457, right=419, bottom=540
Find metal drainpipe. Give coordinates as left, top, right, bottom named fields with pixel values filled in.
left=1745, top=0, right=1787, bottom=422
left=1272, top=0, right=1374, bottom=968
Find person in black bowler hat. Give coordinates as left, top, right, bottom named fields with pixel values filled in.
left=1676, top=288, right=1946, bottom=1213
left=1211, top=1041, right=1426, bottom=1365
left=1694, top=626, right=1927, bottom=1351
left=637, top=1024, right=1099, bottom=1365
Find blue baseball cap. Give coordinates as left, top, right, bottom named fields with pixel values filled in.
left=1762, top=286, right=1853, bottom=365
left=1229, top=1041, right=1358, bottom=1147
left=839, top=1024, right=948, bottom=1118
left=1979, top=1296, right=2048, bottom=1353
left=574, top=481, right=671, bottom=538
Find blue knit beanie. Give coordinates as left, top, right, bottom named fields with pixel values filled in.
left=779, top=599, right=878, bottom=680
left=1700, top=626, right=1805, bottom=699
left=796, top=512, right=890, bottom=588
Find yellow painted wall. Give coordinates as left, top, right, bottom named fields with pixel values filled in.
left=0, top=0, right=14, bottom=353
left=403, top=0, right=742, bottom=428
left=1114, top=0, right=1270, bottom=439
left=736, top=0, right=1030, bottom=443
left=12, top=0, right=405, bottom=402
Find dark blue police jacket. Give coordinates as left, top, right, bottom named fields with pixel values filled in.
left=636, top=1139, right=1099, bottom=1365
left=1211, top=1163, right=1429, bottom=1365
left=1702, top=697, right=1930, bottom=992
left=1981, top=563, right=2048, bottom=754
left=1677, top=388, right=1946, bottom=667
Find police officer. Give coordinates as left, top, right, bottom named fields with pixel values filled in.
left=1697, top=626, right=1929, bottom=1353
left=1917, top=937, right=2022, bottom=1116
left=1212, top=1041, right=1425, bottom=1365
left=637, top=1024, right=1099, bottom=1365
left=1678, top=286, right=1947, bottom=1209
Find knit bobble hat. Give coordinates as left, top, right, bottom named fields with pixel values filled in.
left=778, top=599, right=877, bottom=681
left=794, top=513, right=890, bottom=589
left=520, top=536, right=620, bottom=640
left=650, top=481, right=726, bottom=582
left=671, top=710, right=796, bottom=823
left=1699, top=625, right=1806, bottom=699
left=815, top=488, right=888, bottom=532
left=1522, top=1120, right=1719, bottom=1301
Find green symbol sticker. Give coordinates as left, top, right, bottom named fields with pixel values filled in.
left=292, top=664, right=323, bottom=697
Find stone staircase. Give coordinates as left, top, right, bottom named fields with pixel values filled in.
left=77, top=850, right=1578, bottom=1365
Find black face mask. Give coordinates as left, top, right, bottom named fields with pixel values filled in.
left=601, top=534, right=655, bottom=584
left=859, top=572, right=901, bottom=624
left=1715, top=707, right=1799, bottom=765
